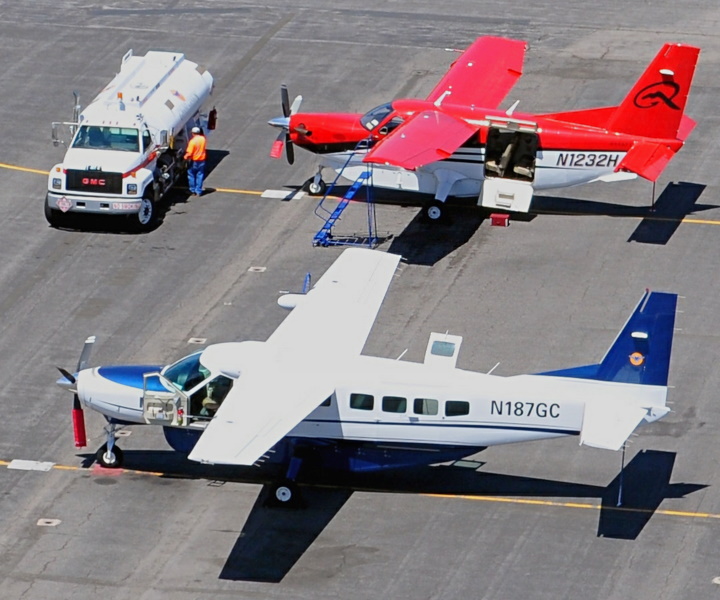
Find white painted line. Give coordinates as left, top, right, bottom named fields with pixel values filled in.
left=248, top=266, right=266, bottom=273
left=713, top=577, right=720, bottom=585
left=37, top=519, right=61, bottom=527
left=261, top=189, right=305, bottom=200
left=188, top=337, right=207, bottom=344
left=8, top=460, right=55, bottom=472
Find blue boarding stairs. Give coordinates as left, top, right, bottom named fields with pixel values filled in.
left=312, top=143, right=379, bottom=248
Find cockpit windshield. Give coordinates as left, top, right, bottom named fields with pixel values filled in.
left=71, top=125, right=140, bottom=152
left=162, top=351, right=210, bottom=393
left=360, top=102, right=394, bottom=131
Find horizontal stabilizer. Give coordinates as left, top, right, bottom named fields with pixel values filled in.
left=616, top=140, right=676, bottom=182
left=580, top=400, right=647, bottom=451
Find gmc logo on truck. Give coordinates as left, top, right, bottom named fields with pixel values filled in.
left=82, top=177, right=106, bottom=186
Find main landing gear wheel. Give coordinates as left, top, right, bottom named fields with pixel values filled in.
left=423, top=201, right=445, bottom=223
left=96, top=443, right=124, bottom=469
left=306, top=178, right=327, bottom=196
left=268, top=480, right=301, bottom=507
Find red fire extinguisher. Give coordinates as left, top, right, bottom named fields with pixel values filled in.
left=208, top=107, right=218, bottom=131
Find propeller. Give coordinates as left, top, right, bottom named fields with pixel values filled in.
left=268, top=84, right=303, bottom=165
left=57, top=335, right=96, bottom=448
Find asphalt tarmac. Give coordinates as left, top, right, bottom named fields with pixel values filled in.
left=0, top=2, right=718, bottom=599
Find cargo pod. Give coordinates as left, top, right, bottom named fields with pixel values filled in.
left=480, top=116, right=538, bottom=213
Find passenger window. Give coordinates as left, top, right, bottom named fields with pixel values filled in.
left=350, top=393, right=374, bottom=411
left=382, top=396, right=407, bottom=413
left=413, top=398, right=439, bottom=416
left=445, top=400, right=470, bottom=417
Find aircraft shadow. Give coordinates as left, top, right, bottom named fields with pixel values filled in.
left=533, top=182, right=711, bottom=245
left=219, top=486, right=353, bottom=582
left=387, top=205, right=486, bottom=266
left=83, top=446, right=705, bottom=580
left=597, top=449, right=703, bottom=539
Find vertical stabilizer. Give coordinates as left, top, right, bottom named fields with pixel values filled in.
left=595, top=291, right=677, bottom=385
left=541, top=291, right=677, bottom=386
left=607, top=44, right=700, bottom=140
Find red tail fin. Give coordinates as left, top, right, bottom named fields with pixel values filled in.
left=607, top=43, right=700, bottom=139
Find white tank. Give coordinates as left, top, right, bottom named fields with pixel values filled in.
left=79, top=49, right=213, bottom=139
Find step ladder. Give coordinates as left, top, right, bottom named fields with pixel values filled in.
left=312, top=141, right=379, bottom=248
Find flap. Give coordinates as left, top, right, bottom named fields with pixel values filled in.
left=580, top=400, right=647, bottom=451
left=616, top=141, right=676, bottom=182
left=364, top=110, right=478, bottom=170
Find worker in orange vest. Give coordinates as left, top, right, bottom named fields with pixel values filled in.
left=184, top=126, right=207, bottom=196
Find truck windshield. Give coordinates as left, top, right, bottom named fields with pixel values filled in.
left=71, top=125, right=140, bottom=152
left=162, top=351, right=210, bottom=392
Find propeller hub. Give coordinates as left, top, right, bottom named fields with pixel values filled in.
left=268, top=116, right=290, bottom=130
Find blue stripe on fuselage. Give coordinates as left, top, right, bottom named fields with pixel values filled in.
left=97, top=365, right=166, bottom=392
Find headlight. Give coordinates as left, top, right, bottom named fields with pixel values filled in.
left=127, top=183, right=138, bottom=195
left=52, top=178, right=61, bottom=190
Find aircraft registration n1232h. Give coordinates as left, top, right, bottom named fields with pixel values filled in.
left=57, top=249, right=678, bottom=505
left=268, top=37, right=700, bottom=222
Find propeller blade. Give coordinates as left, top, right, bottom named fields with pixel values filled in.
left=285, top=135, right=295, bottom=165
left=72, top=393, right=87, bottom=448
left=77, top=335, right=96, bottom=372
left=281, top=84, right=290, bottom=118
left=289, top=94, right=303, bottom=115
left=270, top=131, right=285, bottom=159
left=57, top=366, right=76, bottom=385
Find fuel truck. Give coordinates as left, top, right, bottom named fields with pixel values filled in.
left=46, top=50, right=215, bottom=231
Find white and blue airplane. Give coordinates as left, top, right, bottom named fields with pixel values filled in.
left=57, top=249, right=677, bottom=504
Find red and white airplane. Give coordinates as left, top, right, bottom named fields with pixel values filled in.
left=269, top=37, right=700, bottom=221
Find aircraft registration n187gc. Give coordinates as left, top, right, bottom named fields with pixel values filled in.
left=268, top=37, right=700, bottom=222
left=57, top=249, right=678, bottom=505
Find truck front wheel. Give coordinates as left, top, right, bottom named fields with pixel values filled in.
left=44, top=196, right=68, bottom=228
left=134, top=190, right=158, bottom=232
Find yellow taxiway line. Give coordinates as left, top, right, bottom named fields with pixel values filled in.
left=2, top=459, right=717, bottom=522
left=2, top=160, right=719, bottom=224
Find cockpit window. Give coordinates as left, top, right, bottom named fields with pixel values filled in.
left=71, top=125, right=140, bottom=152
left=162, top=352, right=210, bottom=392
left=360, top=102, right=394, bottom=131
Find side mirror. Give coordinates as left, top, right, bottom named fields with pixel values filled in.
left=159, top=130, right=169, bottom=148
left=51, top=123, right=60, bottom=147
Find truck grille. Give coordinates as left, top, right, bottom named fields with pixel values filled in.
left=66, top=170, right=123, bottom=194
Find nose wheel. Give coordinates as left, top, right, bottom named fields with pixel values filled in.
left=96, top=423, right=124, bottom=468
left=96, top=443, right=124, bottom=468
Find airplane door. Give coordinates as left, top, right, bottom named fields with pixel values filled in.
left=480, top=120, right=538, bottom=213
left=142, top=372, right=189, bottom=427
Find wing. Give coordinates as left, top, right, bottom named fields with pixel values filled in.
left=266, top=248, right=401, bottom=357
left=425, top=36, right=526, bottom=109
left=188, top=249, right=401, bottom=466
left=363, top=109, right=479, bottom=169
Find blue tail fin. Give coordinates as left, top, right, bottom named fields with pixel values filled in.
left=542, top=291, right=677, bottom=385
